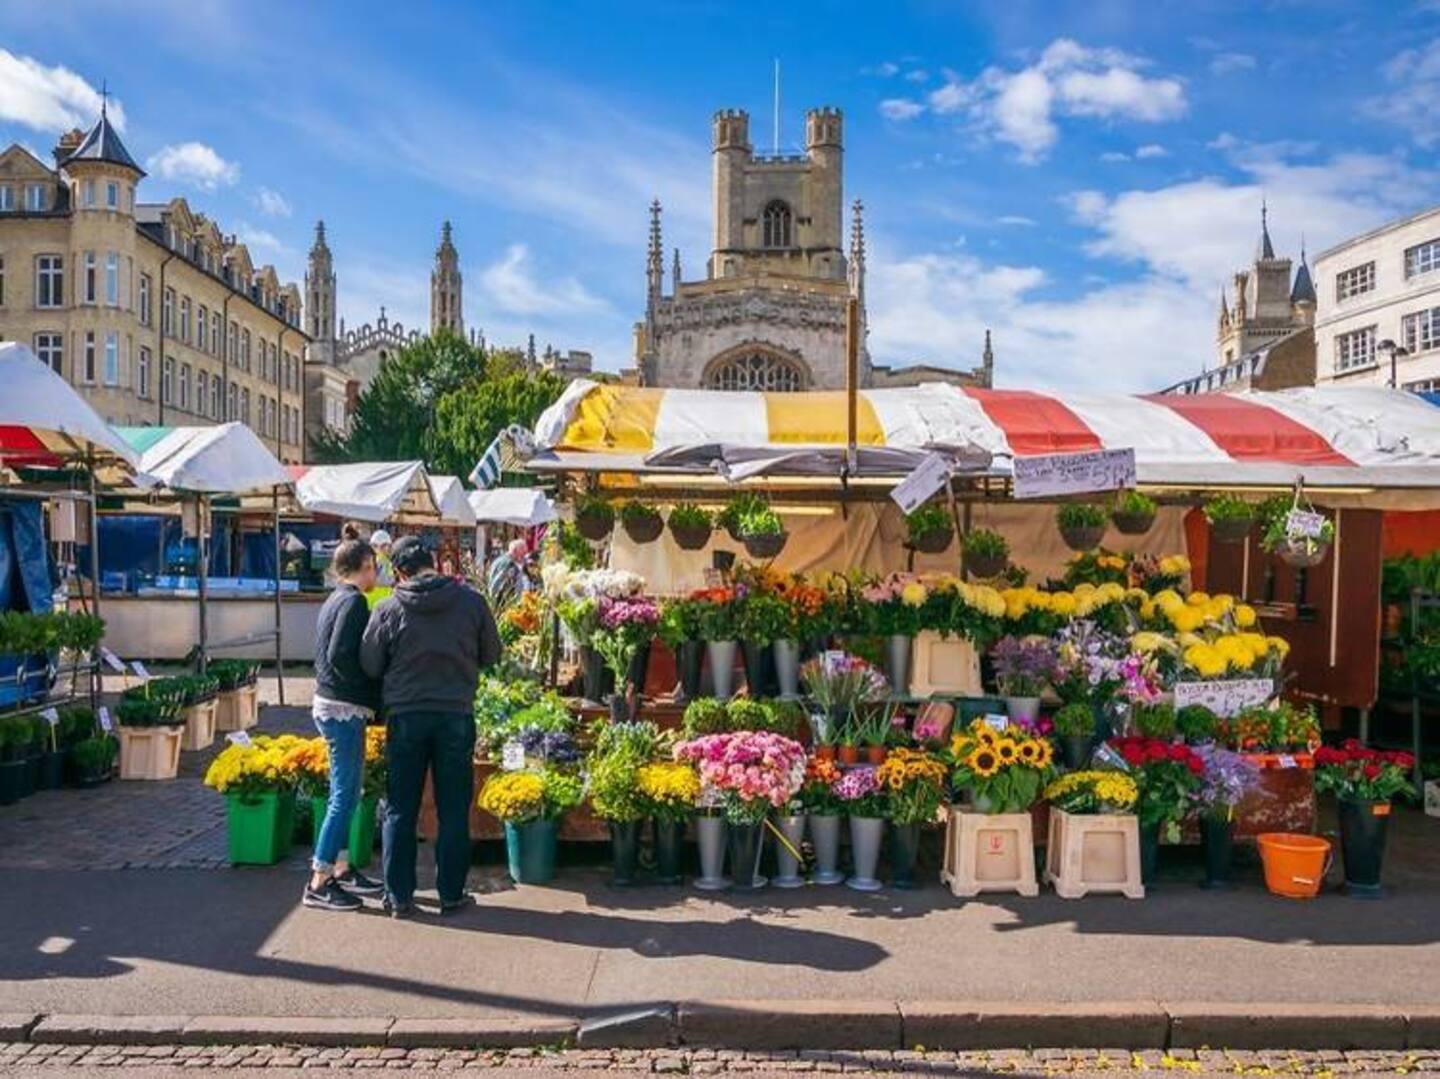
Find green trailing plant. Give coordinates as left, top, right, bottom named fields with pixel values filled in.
left=716, top=492, right=768, bottom=535
left=555, top=521, right=596, bottom=570
left=905, top=503, right=952, bottom=543
left=1114, top=490, right=1156, bottom=516
left=962, top=528, right=1009, bottom=561
left=1261, top=504, right=1334, bottom=553
left=1203, top=493, right=1255, bottom=524
left=1053, top=702, right=1096, bottom=737
left=574, top=491, right=614, bottom=525
left=736, top=592, right=792, bottom=644
left=737, top=504, right=784, bottom=538
left=1133, top=702, right=1176, bottom=740
left=1057, top=503, right=1107, bottom=531
left=620, top=501, right=661, bottom=527
left=681, top=697, right=730, bottom=739
left=667, top=502, right=711, bottom=530
left=1176, top=704, right=1219, bottom=743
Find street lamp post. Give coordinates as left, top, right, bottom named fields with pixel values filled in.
left=1378, top=338, right=1410, bottom=389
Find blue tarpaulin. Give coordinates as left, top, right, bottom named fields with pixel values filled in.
left=0, top=500, right=52, bottom=614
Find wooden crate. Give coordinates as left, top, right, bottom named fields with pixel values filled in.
left=1043, top=808, right=1144, bottom=899
left=117, top=725, right=183, bottom=780
left=215, top=684, right=259, bottom=732
left=940, top=807, right=1038, bottom=898
left=179, top=698, right=217, bottom=752
left=910, top=632, right=983, bottom=698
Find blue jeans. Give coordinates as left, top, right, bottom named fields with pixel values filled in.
left=312, top=714, right=366, bottom=872
left=383, top=711, right=475, bottom=906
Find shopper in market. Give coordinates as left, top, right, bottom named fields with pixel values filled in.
left=486, top=538, right=529, bottom=611
left=303, top=535, right=385, bottom=912
left=369, top=529, right=396, bottom=587
left=360, top=535, right=502, bottom=918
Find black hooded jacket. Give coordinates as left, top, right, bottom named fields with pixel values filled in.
left=359, top=573, right=502, bottom=715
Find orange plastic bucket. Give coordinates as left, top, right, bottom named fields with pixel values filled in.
left=1256, top=833, right=1332, bottom=899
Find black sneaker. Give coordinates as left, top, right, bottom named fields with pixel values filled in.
left=302, top=879, right=362, bottom=912
left=383, top=896, right=415, bottom=920
left=335, top=868, right=384, bottom=896
left=439, top=893, right=474, bottom=915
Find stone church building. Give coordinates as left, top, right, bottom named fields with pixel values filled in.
left=634, top=106, right=992, bottom=391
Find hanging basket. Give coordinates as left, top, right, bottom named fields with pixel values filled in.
left=723, top=522, right=744, bottom=544
left=1111, top=510, right=1155, bottom=536
left=621, top=514, right=664, bottom=544
left=1059, top=524, right=1106, bottom=552
left=964, top=552, right=1008, bottom=579
left=742, top=531, right=788, bottom=560
left=670, top=521, right=713, bottom=551
left=575, top=508, right=614, bottom=541
left=1274, top=536, right=1330, bottom=568
left=1211, top=517, right=1254, bottom=545
left=909, top=526, right=954, bottom=554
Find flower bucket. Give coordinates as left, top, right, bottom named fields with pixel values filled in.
left=215, top=683, right=259, bottom=732
left=118, top=725, right=183, bottom=781
left=772, top=814, right=807, bottom=888
left=728, top=820, right=767, bottom=890
left=1200, top=814, right=1235, bottom=890
left=180, top=698, right=218, bottom=752
left=809, top=813, right=845, bottom=884
left=1138, top=821, right=1161, bottom=885
left=0, top=759, right=25, bottom=806
left=1256, top=832, right=1331, bottom=899
left=706, top=640, right=738, bottom=701
left=1005, top=696, right=1041, bottom=725
left=309, top=795, right=380, bottom=870
left=579, top=646, right=614, bottom=703
left=1060, top=734, right=1092, bottom=772
left=693, top=813, right=730, bottom=890
left=609, top=819, right=642, bottom=886
left=741, top=640, right=776, bottom=699
left=773, top=639, right=801, bottom=698
left=226, top=791, right=294, bottom=866
left=505, top=818, right=559, bottom=884
left=37, top=750, right=66, bottom=792
left=1337, top=799, right=1391, bottom=898
left=890, top=821, right=921, bottom=889
left=653, top=817, right=686, bottom=884
left=677, top=640, right=704, bottom=701
left=884, top=634, right=912, bottom=697
left=847, top=816, right=885, bottom=892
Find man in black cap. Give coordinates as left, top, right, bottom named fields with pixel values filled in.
left=360, top=535, right=501, bottom=916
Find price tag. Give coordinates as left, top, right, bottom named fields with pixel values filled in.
left=131, top=660, right=151, bottom=679
left=1277, top=754, right=1297, bottom=769
left=822, top=649, right=848, bottom=674
left=225, top=730, right=253, bottom=748
left=1012, top=447, right=1136, bottom=500
left=97, top=706, right=113, bottom=732
left=1285, top=510, right=1326, bottom=539
left=100, top=648, right=127, bottom=673
left=501, top=740, right=525, bottom=771
left=890, top=452, right=953, bottom=515
left=40, top=707, right=60, bottom=727
left=1173, top=678, right=1274, bottom=718
left=983, top=714, right=1009, bottom=732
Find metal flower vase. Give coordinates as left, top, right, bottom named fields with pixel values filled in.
left=707, top=640, right=738, bottom=701
left=809, top=814, right=845, bottom=884
left=771, top=814, right=807, bottom=888
left=847, top=816, right=885, bottom=892
left=773, top=639, right=801, bottom=698
left=693, top=812, right=730, bottom=890
left=728, top=820, right=768, bottom=890
left=884, top=634, right=912, bottom=696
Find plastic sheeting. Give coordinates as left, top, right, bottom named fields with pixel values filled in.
left=291, top=461, right=440, bottom=523
left=115, top=424, right=290, bottom=495
left=427, top=475, right=478, bottom=527
left=0, top=342, right=141, bottom=475
left=0, top=500, right=53, bottom=613
left=467, top=488, right=557, bottom=527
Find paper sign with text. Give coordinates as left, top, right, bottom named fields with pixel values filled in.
left=1173, top=678, right=1274, bottom=718
left=890, top=452, right=953, bottom=515
left=1285, top=510, right=1326, bottom=539
left=225, top=730, right=253, bottom=748
left=100, top=647, right=128, bottom=674
left=982, top=714, right=1009, bottom=732
left=501, top=741, right=526, bottom=772
left=41, top=707, right=60, bottom=727
left=97, top=706, right=113, bottom=732
left=1012, top=448, right=1137, bottom=500
left=131, top=660, right=151, bottom=680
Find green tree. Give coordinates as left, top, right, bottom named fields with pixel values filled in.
left=429, top=368, right=566, bottom=478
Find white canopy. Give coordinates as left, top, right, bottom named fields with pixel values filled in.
left=427, top=474, right=478, bottom=527
left=467, top=487, right=557, bottom=527
left=292, top=461, right=441, bottom=523
left=115, top=424, right=290, bottom=495
left=0, top=341, right=141, bottom=476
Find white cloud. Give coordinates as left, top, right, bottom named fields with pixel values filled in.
left=879, top=98, right=925, bottom=121
left=1209, top=52, right=1256, bottom=76
left=996, top=215, right=1036, bottom=227
left=1135, top=143, right=1168, bottom=159
left=146, top=142, right=239, bottom=189
left=1100, top=150, right=1131, bottom=163
left=905, top=69, right=929, bottom=83
left=1365, top=37, right=1440, bottom=147
left=872, top=61, right=901, bottom=77
left=254, top=186, right=291, bottom=217
left=0, top=48, right=124, bottom=132
left=480, top=243, right=611, bottom=318
left=234, top=222, right=285, bottom=253
left=925, top=39, right=1186, bottom=163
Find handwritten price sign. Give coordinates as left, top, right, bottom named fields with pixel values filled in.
left=1173, top=678, right=1274, bottom=718
left=1012, top=448, right=1137, bottom=500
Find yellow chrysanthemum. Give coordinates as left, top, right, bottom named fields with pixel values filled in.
left=1187, top=590, right=1211, bottom=607
left=901, top=581, right=928, bottom=607
left=1168, top=605, right=1206, bottom=633
left=1267, top=635, right=1292, bottom=659
left=1049, top=591, right=1078, bottom=618
left=1234, top=604, right=1258, bottom=628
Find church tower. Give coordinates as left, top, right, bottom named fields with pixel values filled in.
left=1217, top=204, right=1313, bottom=365
left=305, top=220, right=336, bottom=363
left=431, top=220, right=463, bottom=336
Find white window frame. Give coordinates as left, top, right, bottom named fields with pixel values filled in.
left=0, top=185, right=13, bottom=211
left=1403, top=306, right=1440, bottom=356
left=179, top=363, right=191, bottom=411
left=81, top=179, right=95, bottom=208
left=82, top=251, right=97, bottom=304
left=1335, top=261, right=1375, bottom=302
left=105, top=252, right=119, bottom=306
left=104, top=331, right=119, bottom=386
left=24, top=184, right=44, bottom=212
left=163, top=288, right=174, bottom=336
left=163, top=356, right=175, bottom=405
left=1335, top=325, right=1378, bottom=373
left=1406, top=239, right=1440, bottom=280
left=138, top=346, right=151, bottom=399
left=105, top=181, right=118, bottom=209
left=33, top=332, right=62, bottom=375
left=83, top=330, right=96, bottom=383
left=35, top=254, right=63, bottom=308
left=138, top=273, right=151, bottom=325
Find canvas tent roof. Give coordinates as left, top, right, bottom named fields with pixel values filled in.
left=427, top=474, right=478, bottom=527
left=288, top=461, right=442, bottom=523
left=467, top=487, right=556, bottom=528
left=115, top=424, right=290, bottom=495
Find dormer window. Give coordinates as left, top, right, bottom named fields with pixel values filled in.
left=762, top=200, right=793, bottom=248
left=106, top=181, right=118, bottom=209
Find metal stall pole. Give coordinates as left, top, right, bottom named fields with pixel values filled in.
left=272, top=487, right=285, bottom=706
left=197, top=493, right=209, bottom=677
left=87, top=458, right=102, bottom=705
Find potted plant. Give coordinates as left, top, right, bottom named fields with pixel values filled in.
left=1204, top=494, right=1255, bottom=545
left=1111, top=490, right=1157, bottom=535
left=0, top=716, right=29, bottom=805
left=34, top=712, right=65, bottom=791
left=288, top=729, right=386, bottom=871
left=659, top=597, right=704, bottom=701
left=69, top=733, right=117, bottom=788
left=619, top=501, right=664, bottom=545
left=1056, top=503, right=1107, bottom=552
left=591, top=594, right=660, bottom=721
left=1133, top=702, right=1177, bottom=741
left=1262, top=504, right=1334, bottom=568
left=962, top=528, right=1010, bottom=579
left=717, top=492, right=767, bottom=543
left=479, top=766, right=584, bottom=885
left=738, top=504, right=788, bottom=560
left=877, top=747, right=949, bottom=888
left=990, top=635, right=1057, bottom=725
left=574, top=492, right=616, bottom=541
left=211, top=659, right=262, bottom=733
left=160, top=672, right=221, bottom=752
left=861, top=574, right=927, bottom=694
left=1176, top=704, right=1219, bottom=745
left=1054, top=703, right=1094, bottom=772
left=800, top=754, right=846, bottom=885
left=693, top=586, right=739, bottom=700
left=668, top=502, right=713, bottom=551
left=905, top=502, right=954, bottom=554
left=1313, top=740, right=1417, bottom=898
left=587, top=720, right=661, bottom=886
left=115, top=695, right=185, bottom=781
left=800, top=652, right=889, bottom=755
left=835, top=765, right=888, bottom=892
left=203, top=734, right=304, bottom=864
left=1191, top=745, right=1259, bottom=890
left=1108, top=736, right=1205, bottom=885
left=675, top=730, right=807, bottom=891
left=1042, top=769, right=1145, bottom=898
left=854, top=700, right=901, bottom=766
left=636, top=760, right=700, bottom=884
left=948, top=718, right=1057, bottom=814
left=737, top=592, right=789, bottom=700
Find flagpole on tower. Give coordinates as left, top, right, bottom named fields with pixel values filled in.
left=773, top=58, right=780, bottom=155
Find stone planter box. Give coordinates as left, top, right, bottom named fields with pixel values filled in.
left=1043, top=807, right=1144, bottom=899
left=941, top=807, right=1038, bottom=897
left=909, top=632, right=983, bottom=698
left=215, top=684, right=259, bottom=732
left=179, top=698, right=218, bottom=752
left=117, top=725, right=183, bottom=781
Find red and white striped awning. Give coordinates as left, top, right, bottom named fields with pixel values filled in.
left=529, top=379, right=1440, bottom=500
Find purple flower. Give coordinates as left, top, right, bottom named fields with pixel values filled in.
left=1193, top=745, right=1259, bottom=813
left=834, top=766, right=880, bottom=801
left=597, top=596, right=660, bottom=630
left=991, top=636, right=1058, bottom=697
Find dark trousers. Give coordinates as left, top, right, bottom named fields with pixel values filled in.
left=383, top=711, right=475, bottom=905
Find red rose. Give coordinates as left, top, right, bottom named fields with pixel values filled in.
left=1168, top=744, right=1188, bottom=762
left=1187, top=758, right=1204, bottom=775
left=1147, top=743, right=1168, bottom=762
left=1363, top=763, right=1382, bottom=780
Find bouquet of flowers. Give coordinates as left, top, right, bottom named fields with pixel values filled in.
left=1044, top=770, right=1139, bottom=815
left=1115, top=652, right=1165, bottom=706
left=673, top=730, right=807, bottom=825
left=478, top=767, right=583, bottom=823
left=876, top=747, right=949, bottom=824
left=990, top=635, right=1058, bottom=698
left=833, top=764, right=888, bottom=818
left=636, top=760, right=702, bottom=822
left=1191, top=744, right=1259, bottom=821
left=552, top=568, right=647, bottom=646
left=798, top=754, right=845, bottom=816
left=1219, top=701, right=1320, bottom=753
left=1108, top=736, right=1205, bottom=841
left=1052, top=621, right=1129, bottom=706
left=591, top=594, right=660, bottom=693
left=203, top=734, right=307, bottom=798
left=799, top=652, right=889, bottom=717
left=499, top=591, right=544, bottom=643
left=1313, top=741, right=1417, bottom=803
left=860, top=574, right=929, bottom=637
left=947, top=718, right=1056, bottom=813
left=512, top=725, right=582, bottom=767
left=690, top=586, right=739, bottom=642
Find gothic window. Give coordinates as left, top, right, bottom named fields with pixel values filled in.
left=705, top=351, right=808, bottom=392
left=762, top=200, right=793, bottom=248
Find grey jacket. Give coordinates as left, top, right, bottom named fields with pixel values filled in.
left=359, top=573, right=502, bottom=715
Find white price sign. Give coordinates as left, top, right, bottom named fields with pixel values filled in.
left=40, top=707, right=60, bottom=727
left=890, top=452, right=953, bottom=515
left=1173, top=678, right=1274, bottom=718
left=225, top=730, right=253, bottom=748
left=97, top=706, right=113, bottom=732
left=983, top=714, right=1009, bottom=732
left=1285, top=510, right=1326, bottom=539
left=501, top=741, right=525, bottom=772
left=1012, top=447, right=1137, bottom=500
left=100, top=647, right=128, bottom=673
left=131, top=660, right=151, bottom=680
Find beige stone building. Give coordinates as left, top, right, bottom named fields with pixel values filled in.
left=0, top=108, right=308, bottom=462
left=635, top=107, right=991, bottom=391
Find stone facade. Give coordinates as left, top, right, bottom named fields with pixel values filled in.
left=1160, top=327, right=1315, bottom=396
left=636, top=106, right=991, bottom=391
left=1313, top=204, right=1440, bottom=390
left=0, top=112, right=308, bottom=462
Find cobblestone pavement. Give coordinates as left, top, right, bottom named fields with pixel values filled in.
left=1, top=1043, right=1437, bottom=1075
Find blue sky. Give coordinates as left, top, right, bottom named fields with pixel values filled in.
left=2, top=0, right=1438, bottom=390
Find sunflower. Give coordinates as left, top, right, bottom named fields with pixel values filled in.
left=974, top=726, right=999, bottom=748
left=995, top=739, right=1018, bottom=764
left=1032, top=740, right=1054, bottom=769
left=967, top=747, right=1000, bottom=778
left=1016, top=740, right=1040, bottom=764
